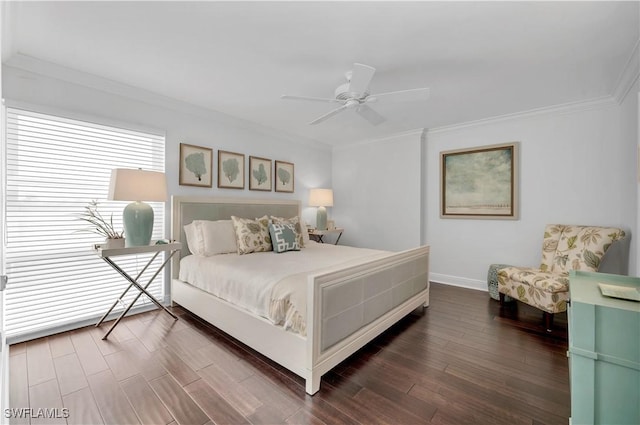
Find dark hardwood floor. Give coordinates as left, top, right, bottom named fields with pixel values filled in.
left=8, top=283, right=570, bottom=424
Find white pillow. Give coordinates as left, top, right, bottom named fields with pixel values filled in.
left=300, top=221, right=311, bottom=245
left=194, top=220, right=238, bottom=255
left=183, top=222, right=205, bottom=256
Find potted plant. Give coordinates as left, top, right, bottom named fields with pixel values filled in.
left=79, top=200, right=125, bottom=248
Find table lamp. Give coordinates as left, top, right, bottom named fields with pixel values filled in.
left=108, top=168, right=167, bottom=247
left=309, top=188, right=333, bottom=230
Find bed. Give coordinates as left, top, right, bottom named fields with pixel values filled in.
left=171, top=196, right=430, bottom=395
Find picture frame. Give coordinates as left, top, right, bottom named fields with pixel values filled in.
left=179, top=143, right=213, bottom=187
left=249, top=156, right=272, bottom=191
left=441, top=142, right=519, bottom=219
left=218, top=150, right=245, bottom=189
left=274, top=160, right=295, bottom=193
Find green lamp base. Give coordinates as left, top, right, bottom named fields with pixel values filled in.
left=123, top=201, right=154, bottom=247
left=316, top=206, right=327, bottom=230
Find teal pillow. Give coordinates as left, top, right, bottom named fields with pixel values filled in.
left=269, top=223, right=300, bottom=253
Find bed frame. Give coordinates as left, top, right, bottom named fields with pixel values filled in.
left=171, top=196, right=430, bottom=395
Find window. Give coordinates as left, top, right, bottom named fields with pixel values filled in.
left=4, top=107, right=166, bottom=341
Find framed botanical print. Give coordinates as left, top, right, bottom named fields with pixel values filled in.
left=179, top=143, right=213, bottom=187
left=218, top=150, right=245, bottom=189
left=249, top=156, right=272, bottom=191
left=275, top=160, right=294, bottom=193
left=441, top=142, right=519, bottom=219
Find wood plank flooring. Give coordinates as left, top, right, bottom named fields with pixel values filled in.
left=8, top=283, right=570, bottom=424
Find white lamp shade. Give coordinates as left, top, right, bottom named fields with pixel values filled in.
left=108, top=168, right=167, bottom=202
left=309, top=188, right=334, bottom=207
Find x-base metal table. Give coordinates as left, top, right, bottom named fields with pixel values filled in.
left=94, top=241, right=181, bottom=339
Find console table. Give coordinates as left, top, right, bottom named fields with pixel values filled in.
left=568, top=271, right=640, bottom=425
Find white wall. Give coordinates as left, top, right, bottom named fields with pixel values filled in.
left=1, top=60, right=333, bottom=233
left=331, top=131, right=423, bottom=251
left=425, top=99, right=638, bottom=289
left=617, top=79, right=638, bottom=277
left=3, top=59, right=638, bottom=291
left=619, top=80, right=639, bottom=277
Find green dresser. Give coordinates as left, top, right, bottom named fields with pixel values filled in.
left=568, top=271, right=640, bottom=425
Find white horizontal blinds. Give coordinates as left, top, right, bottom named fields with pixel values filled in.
left=4, top=107, right=166, bottom=338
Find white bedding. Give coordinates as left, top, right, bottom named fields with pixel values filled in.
left=178, top=241, right=388, bottom=335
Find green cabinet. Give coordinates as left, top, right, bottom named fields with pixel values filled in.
left=568, top=271, right=640, bottom=425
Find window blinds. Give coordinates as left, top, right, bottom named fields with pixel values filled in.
left=4, top=107, right=166, bottom=339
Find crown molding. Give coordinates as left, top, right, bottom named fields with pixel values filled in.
left=335, top=94, right=618, bottom=148
left=3, top=54, right=332, bottom=152
left=332, top=128, right=426, bottom=152
left=612, top=38, right=640, bottom=104
left=428, top=96, right=618, bottom=135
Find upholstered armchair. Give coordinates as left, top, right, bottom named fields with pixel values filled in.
left=498, top=224, right=626, bottom=331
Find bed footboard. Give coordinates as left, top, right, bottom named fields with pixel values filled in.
left=305, top=245, right=430, bottom=394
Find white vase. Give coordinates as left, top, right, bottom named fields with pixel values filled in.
left=105, top=238, right=125, bottom=249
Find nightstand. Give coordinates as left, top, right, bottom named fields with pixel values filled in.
left=567, top=271, right=640, bottom=425
left=308, top=228, right=344, bottom=245
left=93, top=241, right=181, bottom=339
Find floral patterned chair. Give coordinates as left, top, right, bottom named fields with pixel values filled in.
left=498, top=224, right=626, bottom=331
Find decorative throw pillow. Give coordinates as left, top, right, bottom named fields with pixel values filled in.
left=270, top=215, right=305, bottom=248
left=194, top=220, right=237, bottom=255
left=268, top=223, right=301, bottom=253
left=183, top=222, right=205, bottom=256
left=231, top=215, right=272, bottom=255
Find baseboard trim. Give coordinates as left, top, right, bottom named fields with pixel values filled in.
left=430, top=273, right=487, bottom=292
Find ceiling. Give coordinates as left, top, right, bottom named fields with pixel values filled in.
left=2, top=1, right=639, bottom=146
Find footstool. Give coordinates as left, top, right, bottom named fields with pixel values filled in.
left=488, top=263, right=513, bottom=301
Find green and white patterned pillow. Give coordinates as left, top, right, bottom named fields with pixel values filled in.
left=268, top=223, right=300, bottom=253
left=270, top=215, right=305, bottom=248
left=231, top=215, right=272, bottom=255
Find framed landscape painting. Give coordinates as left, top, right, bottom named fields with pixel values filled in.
left=218, top=150, right=245, bottom=189
left=249, top=156, right=272, bottom=191
left=179, top=143, right=213, bottom=187
left=441, top=142, right=519, bottom=219
left=275, top=160, right=294, bottom=193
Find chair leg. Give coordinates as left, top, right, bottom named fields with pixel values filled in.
left=543, top=311, right=554, bottom=332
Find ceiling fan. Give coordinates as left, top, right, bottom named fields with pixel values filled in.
left=281, top=63, right=430, bottom=126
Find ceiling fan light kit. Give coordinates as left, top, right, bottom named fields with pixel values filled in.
left=281, top=63, right=430, bottom=126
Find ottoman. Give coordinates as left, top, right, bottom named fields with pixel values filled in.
left=488, top=263, right=513, bottom=301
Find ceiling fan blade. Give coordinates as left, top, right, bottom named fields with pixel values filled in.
left=348, top=63, right=376, bottom=95
left=368, top=87, right=430, bottom=103
left=356, top=104, right=385, bottom=126
left=309, top=105, right=348, bottom=125
left=281, top=94, right=342, bottom=103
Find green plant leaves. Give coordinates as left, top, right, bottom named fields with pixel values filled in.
left=252, top=164, right=267, bottom=185
left=78, top=200, right=123, bottom=239
left=277, top=167, right=291, bottom=185
left=223, top=158, right=240, bottom=183
left=185, top=152, right=206, bottom=181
